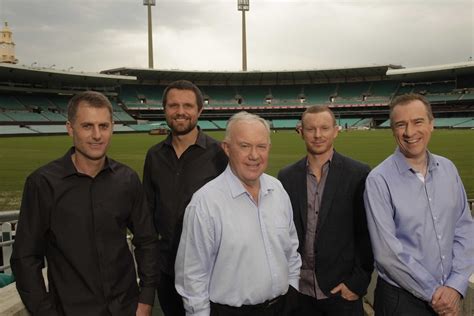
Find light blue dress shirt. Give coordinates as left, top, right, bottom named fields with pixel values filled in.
left=175, top=165, right=301, bottom=316
left=364, top=148, right=474, bottom=302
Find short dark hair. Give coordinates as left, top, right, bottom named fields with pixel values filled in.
left=67, top=91, right=113, bottom=122
left=301, top=105, right=336, bottom=126
left=389, top=93, right=434, bottom=126
left=162, top=80, right=204, bottom=110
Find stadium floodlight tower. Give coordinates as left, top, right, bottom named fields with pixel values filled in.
left=143, top=0, right=156, bottom=69
left=238, top=0, right=249, bottom=71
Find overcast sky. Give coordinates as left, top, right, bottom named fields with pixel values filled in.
left=1, top=0, right=472, bottom=72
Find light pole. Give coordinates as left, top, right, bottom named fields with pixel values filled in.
left=143, top=0, right=156, bottom=69
left=237, top=0, right=249, bottom=71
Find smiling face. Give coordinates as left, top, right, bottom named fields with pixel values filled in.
left=301, top=111, right=338, bottom=157
left=164, top=88, right=202, bottom=136
left=391, top=100, right=434, bottom=161
left=222, top=120, right=271, bottom=189
left=66, top=102, right=113, bottom=163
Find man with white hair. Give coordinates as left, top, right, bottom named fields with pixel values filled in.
left=175, top=111, right=301, bottom=316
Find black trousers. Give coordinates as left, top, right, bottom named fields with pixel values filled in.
left=157, top=272, right=185, bottom=316
left=210, top=286, right=298, bottom=316
left=374, top=277, right=437, bottom=316
left=296, top=292, right=364, bottom=316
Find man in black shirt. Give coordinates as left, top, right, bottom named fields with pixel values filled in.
left=11, top=91, right=159, bottom=316
left=143, top=80, right=227, bottom=316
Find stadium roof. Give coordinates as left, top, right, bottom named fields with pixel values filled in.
left=0, top=63, right=136, bottom=90
left=101, top=65, right=403, bottom=85
left=387, top=61, right=474, bottom=80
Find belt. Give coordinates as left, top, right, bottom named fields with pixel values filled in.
left=211, top=294, right=284, bottom=311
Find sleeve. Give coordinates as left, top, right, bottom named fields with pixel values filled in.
left=128, top=173, right=159, bottom=306
left=175, top=196, right=216, bottom=316
left=142, top=150, right=156, bottom=224
left=344, top=165, right=374, bottom=296
left=284, top=190, right=302, bottom=290
left=10, top=175, right=61, bottom=316
left=445, top=171, right=474, bottom=296
left=364, top=173, right=440, bottom=301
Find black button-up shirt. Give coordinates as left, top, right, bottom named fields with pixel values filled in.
left=11, top=148, right=159, bottom=316
left=143, top=130, right=227, bottom=275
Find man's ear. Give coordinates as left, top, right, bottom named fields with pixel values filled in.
left=66, top=121, right=73, bottom=137
left=221, top=141, right=230, bottom=157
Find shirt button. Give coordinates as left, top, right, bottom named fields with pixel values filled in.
left=441, top=255, right=445, bottom=260
left=437, top=235, right=441, bottom=239
left=429, top=198, right=432, bottom=201
left=433, top=216, right=437, bottom=220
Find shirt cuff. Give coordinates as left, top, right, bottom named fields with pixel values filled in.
left=186, top=307, right=210, bottom=316
left=138, top=286, right=156, bottom=306
left=289, top=278, right=299, bottom=291
left=445, top=272, right=469, bottom=298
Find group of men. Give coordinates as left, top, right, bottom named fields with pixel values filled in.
left=10, top=80, right=473, bottom=316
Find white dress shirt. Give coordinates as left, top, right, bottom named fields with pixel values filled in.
left=175, top=165, right=301, bottom=316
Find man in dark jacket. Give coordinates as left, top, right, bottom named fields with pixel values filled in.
left=278, top=105, right=373, bottom=316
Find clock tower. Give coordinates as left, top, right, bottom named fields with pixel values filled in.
left=0, top=22, right=18, bottom=64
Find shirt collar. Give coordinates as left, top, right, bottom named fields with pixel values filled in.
left=305, top=150, right=333, bottom=174
left=393, top=147, right=439, bottom=175
left=164, top=127, right=207, bottom=149
left=60, top=147, right=114, bottom=178
left=223, top=165, right=274, bottom=199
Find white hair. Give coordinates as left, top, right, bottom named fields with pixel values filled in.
left=224, top=111, right=271, bottom=143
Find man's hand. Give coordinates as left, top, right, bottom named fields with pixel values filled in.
left=136, top=302, right=152, bottom=316
left=330, top=283, right=359, bottom=301
left=431, top=286, right=461, bottom=315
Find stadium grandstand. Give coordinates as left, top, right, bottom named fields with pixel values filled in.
left=0, top=62, right=473, bottom=136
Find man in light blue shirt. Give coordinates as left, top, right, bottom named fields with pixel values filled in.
left=175, top=111, right=301, bottom=316
left=364, top=93, right=474, bottom=316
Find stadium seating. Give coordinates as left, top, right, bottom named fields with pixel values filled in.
left=434, top=117, right=473, bottom=128
left=113, top=112, right=135, bottom=123
left=368, top=81, right=399, bottom=98
left=0, top=125, right=37, bottom=135
left=0, top=112, right=14, bottom=122
left=304, top=84, right=337, bottom=104
left=0, top=96, right=26, bottom=111
left=4, top=111, right=49, bottom=122
left=28, top=125, right=67, bottom=134
left=238, top=86, right=272, bottom=105
left=272, top=119, right=299, bottom=129
left=336, top=82, right=371, bottom=99
left=41, top=111, right=67, bottom=122
left=211, top=120, right=228, bottom=129
left=338, top=118, right=362, bottom=127
left=453, top=118, right=474, bottom=128
left=197, top=120, right=219, bottom=130
left=16, top=95, right=55, bottom=111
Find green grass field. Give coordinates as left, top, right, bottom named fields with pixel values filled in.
left=0, top=129, right=473, bottom=211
